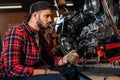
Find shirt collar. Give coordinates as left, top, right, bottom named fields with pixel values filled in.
left=22, top=22, right=38, bottom=36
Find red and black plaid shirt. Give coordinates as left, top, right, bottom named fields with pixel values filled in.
left=1, top=22, right=62, bottom=77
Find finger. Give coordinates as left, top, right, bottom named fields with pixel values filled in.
left=70, top=50, right=77, bottom=53
left=71, top=53, right=79, bottom=58
left=72, top=59, right=80, bottom=64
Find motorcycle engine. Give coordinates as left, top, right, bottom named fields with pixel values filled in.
left=54, top=0, right=113, bottom=57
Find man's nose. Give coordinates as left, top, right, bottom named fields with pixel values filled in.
left=48, top=17, right=53, bottom=23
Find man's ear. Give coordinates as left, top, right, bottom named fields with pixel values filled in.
left=33, top=12, right=39, bottom=20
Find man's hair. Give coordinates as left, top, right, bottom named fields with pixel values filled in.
left=27, top=1, right=56, bottom=21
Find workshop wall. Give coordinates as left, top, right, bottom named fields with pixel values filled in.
left=0, top=12, right=28, bottom=38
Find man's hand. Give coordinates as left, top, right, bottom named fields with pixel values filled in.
left=33, top=69, right=60, bottom=75
left=62, top=50, right=79, bottom=65
left=33, top=69, right=46, bottom=75
left=45, top=69, right=60, bottom=74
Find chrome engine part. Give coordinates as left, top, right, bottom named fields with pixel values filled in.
left=54, top=0, right=114, bottom=57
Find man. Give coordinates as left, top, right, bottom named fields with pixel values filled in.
left=1, top=1, right=79, bottom=80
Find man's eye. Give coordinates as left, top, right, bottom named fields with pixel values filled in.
left=45, top=15, right=49, bottom=18
left=45, top=15, right=53, bottom=19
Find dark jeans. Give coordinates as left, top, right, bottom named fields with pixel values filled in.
left=3, top=74, right=66, bottom=80
left=3, top=65, right=78, bottom=80
left=50, top=65, right=77, bottom=80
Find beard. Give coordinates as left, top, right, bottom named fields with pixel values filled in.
left=36, top=15, right=50, bottom=31
left=36, top=19, right=45, bottom=30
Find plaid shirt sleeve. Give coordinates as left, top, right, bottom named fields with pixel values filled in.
left=43, top=35, right=62, bottom=66
left=1, top=26, right=34, bottom=77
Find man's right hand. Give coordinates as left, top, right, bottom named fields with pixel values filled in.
left=62, top=50, right=79, bottom=65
